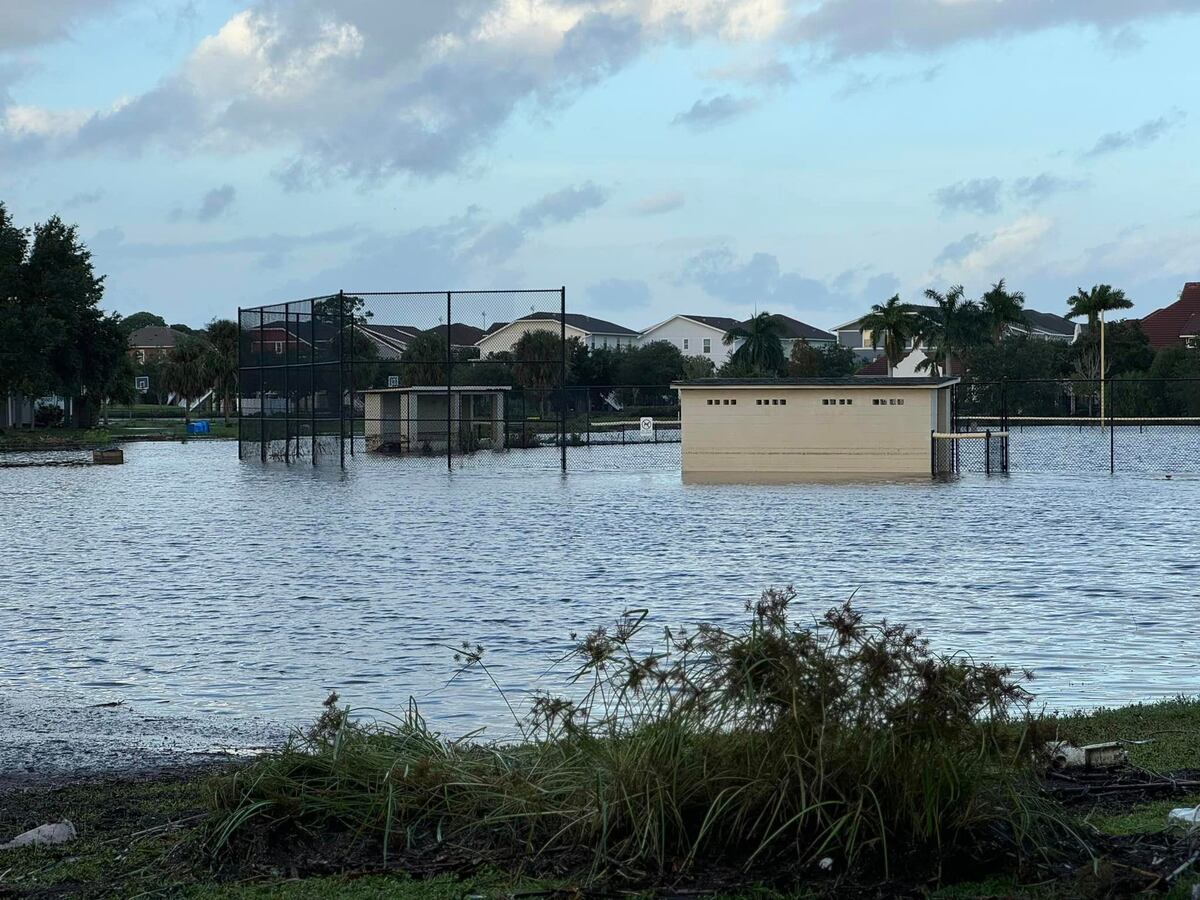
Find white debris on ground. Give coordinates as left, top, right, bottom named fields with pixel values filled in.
left=1045, top=740, right=1128, bottom=769
left=1168, top=807, right=1200, bottom=829
left=0, top=820, right=77, bottom=849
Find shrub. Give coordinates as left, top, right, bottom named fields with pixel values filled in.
left=34, top=403, right=64, bottom=427
left=210, top=589, right=1078, bottom=885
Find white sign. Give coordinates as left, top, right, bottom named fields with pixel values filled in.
left=640, top=416, right=654, bottom=436
left=135, top=376, right=150, bottom=392
left=387, top=375, right=400, bottom=388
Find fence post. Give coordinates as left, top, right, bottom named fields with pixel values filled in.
left=310, top=301, right=317, bottom=465
left=1109, top=381, right=1115, bottom=475
left=339, top=290, right=346, bottom=469
left=446, top=291, right=453, bottom=473
left=283, top=304, right=290, bottom=464
left=931, top=429, right=935, bottom=477
left=236, top=306, right=243, bottom=459
left=986, top=429, right=991, bottom=475
left=560, top=286, right=567, bottom=474
left=259, top=307, right=267, bottom=463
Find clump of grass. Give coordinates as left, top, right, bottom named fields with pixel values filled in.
left=210, top=588, right=1081, bottom=885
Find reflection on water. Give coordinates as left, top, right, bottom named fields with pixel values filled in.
left=1, top=441, right=1198, bottom=740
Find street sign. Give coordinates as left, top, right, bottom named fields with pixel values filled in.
left=135, top=376, right=150, bottom=392
left=640, top=416, right=654, bottom=437
left=387, top=375, right=401, bottom=388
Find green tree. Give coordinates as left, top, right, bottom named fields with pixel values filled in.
left=512, top=329, right=565, bottom=417
left=399, top=330, right=448, bottom=387
left=1071, top=319, right=1152, bottom=380
left=962, top=335, right=1071, bottom=417
left=1147, top=345, right=1200, bottom=417
left=859, top=295, right=915, bottom=375
left=21, top=216, right=110, bottom=425
left=979, top=279, right=1027, bottom=344
left=723, top=312, right=785, bottom=375
left=680, top=354, right=716, bottom=380
left=119, top=311, right=167, bottom=335
left=615, top=341, right=686, bottom=386
left=98, top=352, right=137, bottom=425
left=1066, top=284, right=1133, bottom=332
left=787, top=339, right=822, bottom=377
left=205, top=318, right=239, bottom=425
left=0, top=203, right=29, bottom=405
left=916, top=285, right=985, bottom=376
left=163, top=337, right=211, bottom=428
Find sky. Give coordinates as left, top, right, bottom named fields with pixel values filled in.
left=1, top=0, right=1199, bottom=331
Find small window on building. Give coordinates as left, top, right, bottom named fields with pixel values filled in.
left=846, top=399, right=853, bottom=406
left=274, top=341, right=284, bottom=354
left=703, top=338, right=711, bottom=354
left=135, top=349, right=146, bottom=364
left=731, top=398, right=736, bottom=405
left=603, top=337, right=609, bottom=348
left=780, top=399, right=786, bottom=406
left=683, top=338, right=689, bottom=350
left=897, top=399, right=904, bottom=406
left=872, top=399, right=880, bottom=406
left=706, top=399, right=714, bottom=405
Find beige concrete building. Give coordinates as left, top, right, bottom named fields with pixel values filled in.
left=673, top=377, right=958, bottom=477
left=361, top=386, right=510, bottom=453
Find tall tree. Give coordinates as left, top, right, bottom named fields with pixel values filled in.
left=0, top=203, right=29, bottom=404
left=163, top=337, right=211, bottom=428
left=723, top=312, right=785, bottom=375
left=205, top=318, right=239, bottom=425
left=917, top=285, right=984, bottom=376
left=511, top=329, right=565, bottom=416
left=22, top=216, right=109, bottom=425
left=1066, top=284, right=1133, bottom=332
left=858, top=295, right=915, bottom=375
left=399, top=330, right=448, bottom=387
left=979, top=279, right=1027, bottom=344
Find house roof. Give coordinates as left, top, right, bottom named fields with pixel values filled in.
left=674, top=376, right=959, bottom=388
left=1180, top=311, right=1200, bottom=338
left=479, top=312, right=637, bottom=342
left=1021, top=309, right=1075, bottom=336
left=750, top=314, right=836, bottom=342
left=640, top=313, right=742, bottom=335
left=426, top=322, right=487, bottom=346
left=522, top=311, right=638, bottom=335
left=1141, top=283, right=1200, bottom=350
left=855, top=355, right=890, bottom=377
left=128, top=326, right=187, bottom=349
left=832, top=304, right=939, bottom=332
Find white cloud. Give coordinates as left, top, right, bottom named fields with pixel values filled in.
left=927, top=216, right=1054, bottom=279
left=0, top=0, right=124, bottom=51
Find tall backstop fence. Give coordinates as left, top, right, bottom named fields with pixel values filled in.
left=237, top=290, right=682, bottom=472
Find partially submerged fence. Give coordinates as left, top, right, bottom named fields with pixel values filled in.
left=236, top=290, right=681, bottom=472
left=952, top=377, right=1200, bottom=474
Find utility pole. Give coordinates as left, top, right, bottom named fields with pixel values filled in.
left=1100, top=308, right=1107, bottom=429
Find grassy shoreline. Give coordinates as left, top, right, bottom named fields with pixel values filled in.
left=1, top=699, right=1197, bottom=898
left=4, top=595, right=1199, bottom=898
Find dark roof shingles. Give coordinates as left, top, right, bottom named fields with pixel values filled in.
left=1141, top=283, right=1200, bottom=350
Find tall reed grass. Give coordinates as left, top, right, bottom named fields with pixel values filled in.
left=210, top=588, right=1080, bottom=884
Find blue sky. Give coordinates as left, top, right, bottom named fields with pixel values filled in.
left=2, top=0, right=1198, bottom=330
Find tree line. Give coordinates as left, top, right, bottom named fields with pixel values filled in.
left=0, top=202, right=239, bottom=428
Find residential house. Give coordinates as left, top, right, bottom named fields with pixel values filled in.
left=1140, top=283, right=1200, bottom=351
left=637, top=314, right=741, bottom=366
left=127, top=325, right=189, bottom=363
left=357, top=324, right=422, bottom=359
left=475, top=312, right=638, bottom=356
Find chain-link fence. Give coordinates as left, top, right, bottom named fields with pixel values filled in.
left=237, top=290, right=681, bottom=472
left=953, top=378, right=1200, bottom=474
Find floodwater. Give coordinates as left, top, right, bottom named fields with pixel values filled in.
left=2, top=441, right=1198, bottom=765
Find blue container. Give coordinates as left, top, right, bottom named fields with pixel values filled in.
left=187, top=420, right=210, bottom=435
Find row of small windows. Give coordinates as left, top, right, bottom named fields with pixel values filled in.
left=872, top=398, right=905, bottom=406
left=706, top=398, right=737, bottom=405
left=755, top=398, right=787, bottom=406
left=822, top=398, right=853, bottom=406
left=682, top=338, right=713, bottom=353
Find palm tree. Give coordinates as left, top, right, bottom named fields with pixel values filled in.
left=204, top=318, right=239, bottom=425
left=917, top=285, right=984, bottom=376
left=723, top=312, right=785, bottom=375
left=1065, top=284, right=1132, bottom=333
left=1065, top=284, right=1133, bottom=424
left=163, top=337, right=210, bottom=429
left=980, top=279, right=1027, bottom=344
left=858, top=295, right=915, bottom=376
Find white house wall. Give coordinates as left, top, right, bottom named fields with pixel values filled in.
left=638, top=317, right=732, bottom=365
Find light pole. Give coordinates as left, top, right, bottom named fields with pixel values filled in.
left=1100, top=308, right=1107, bottom=429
